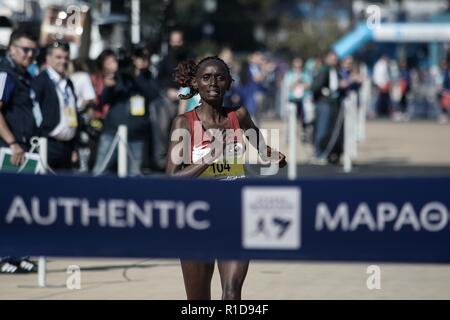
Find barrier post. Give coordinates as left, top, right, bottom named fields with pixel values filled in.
left=281, top=78, right=289, bottom=145
left=359, top=64, right=370, bottom=142
left=288, top=102, right=297, bottom=180
left=131, top=0, right=140, bottom=44
left=343, top=97, right=352, bottom=173
left=38, top=137, right=47, bottom=288
left=350, top=92, right=358, bottom=158
left=118, top=125, right=128, bottom=178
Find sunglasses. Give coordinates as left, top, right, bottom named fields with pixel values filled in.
left=13, top=44, right=40, bottom=56
left=49, top=41, right=70, bottom=51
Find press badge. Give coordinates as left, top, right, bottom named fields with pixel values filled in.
left=65, top=106, right=78, bottom=127
left=130, top=95, right=145, bottom=116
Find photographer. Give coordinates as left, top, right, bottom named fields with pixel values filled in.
left=92, top=52, right=151, bottom=176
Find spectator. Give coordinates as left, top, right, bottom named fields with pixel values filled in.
left=300, top=56, right=322, bottom=142
left=158, top=30, right=192, bottom=119
left=392, top=58, right=411, bottom=122
left=131, top=45, right=161, bottom=172
left=158, top=30, right=190, bottom=90
left=91, top=49, right=119, bottom=120
left=437, top=59, right=450, bottom=124
left=373, top=54, right=392, bottom=117
left=283, top=56, right=312, bottom=142
left=247, top=52, right=269, bottom=122
left=0, top=28, right=40, bottom=274
left=32, top=41, right=79, bottom=171
left=0, top=29, right=40, bottom=162
left=219, top=47, right=238, bottom=107
left=311, top=51, right=346, bottom=164
left=231, top=60, right=260, bottom=121
left=148, top=89, right=179, bottom=172
left=88, top=50, right=120, bottom=170
left=131, top=46, right=160, bottom=104
left=70, top=58, right=96, bottom=112
left=92, top=60, right=151, bottom=176
left=70, top=58, right=96, bottom=172
left=398, top=59, right=411, bottom=118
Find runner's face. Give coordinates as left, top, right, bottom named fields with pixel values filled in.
left=194, top=60, right=230, bottom=105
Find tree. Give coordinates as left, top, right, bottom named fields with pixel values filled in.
left=267, top=15, right=345, bottom=58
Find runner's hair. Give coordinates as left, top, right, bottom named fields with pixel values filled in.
left=174, top=56, right=233, bottom=100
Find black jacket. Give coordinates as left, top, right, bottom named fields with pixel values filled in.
left=0, top=56, right=38, bottom=149
left=31, top=70, right=79, bottom=141
left=311, top=66, right=344, bottom=105
left=100, top=72, right=152, bottom=140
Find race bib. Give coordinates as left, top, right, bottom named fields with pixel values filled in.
left=200, top=160, right=245, bottom=179
left=194, top=141, right=245, bottom=179
left=130, top=95, right=145, bottom=116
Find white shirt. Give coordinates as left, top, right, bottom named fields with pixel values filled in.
left=70, top=71, right=96, bottom=111
left=46, top=66, right=77, bottom=141
left=329, top=68, right=339, bottom=92
left=373, top=58, right=390, bottom=87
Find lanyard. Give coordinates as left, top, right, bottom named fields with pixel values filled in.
left=55, top=80, right=71, bottom=106
left=48, top=69, right=71, bottom=106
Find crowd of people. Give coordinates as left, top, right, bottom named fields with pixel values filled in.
left=2, top=27, right=449, bottom=182
left=0, top=28, right=291, bottom=177
left=372, top=54, right=450, bottom=124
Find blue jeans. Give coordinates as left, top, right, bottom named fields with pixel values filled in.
left=314, top=100, right=332, bottom=158
left=93, top=133, right=144, bottom=176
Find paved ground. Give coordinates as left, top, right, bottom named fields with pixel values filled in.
left=2, top=259, right=450, bottom=300
left=268, top=118, right=450, bottom=174
left=1, top=119, right=450, bottom=300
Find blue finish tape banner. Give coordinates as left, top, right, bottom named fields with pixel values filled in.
left=1, top=173, right=449, bottom=262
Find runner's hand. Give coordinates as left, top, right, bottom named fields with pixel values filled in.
left=209, top=129, right=227, bottom=161
left=260, top=147, right=287, bottom=168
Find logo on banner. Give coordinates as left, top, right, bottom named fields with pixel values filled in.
left=242, top=187, right=301, bottom=249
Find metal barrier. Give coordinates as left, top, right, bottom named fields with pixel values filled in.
left=343, top=92, right=358, bottom=172
left=285, top=76, right=368, bottom=175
